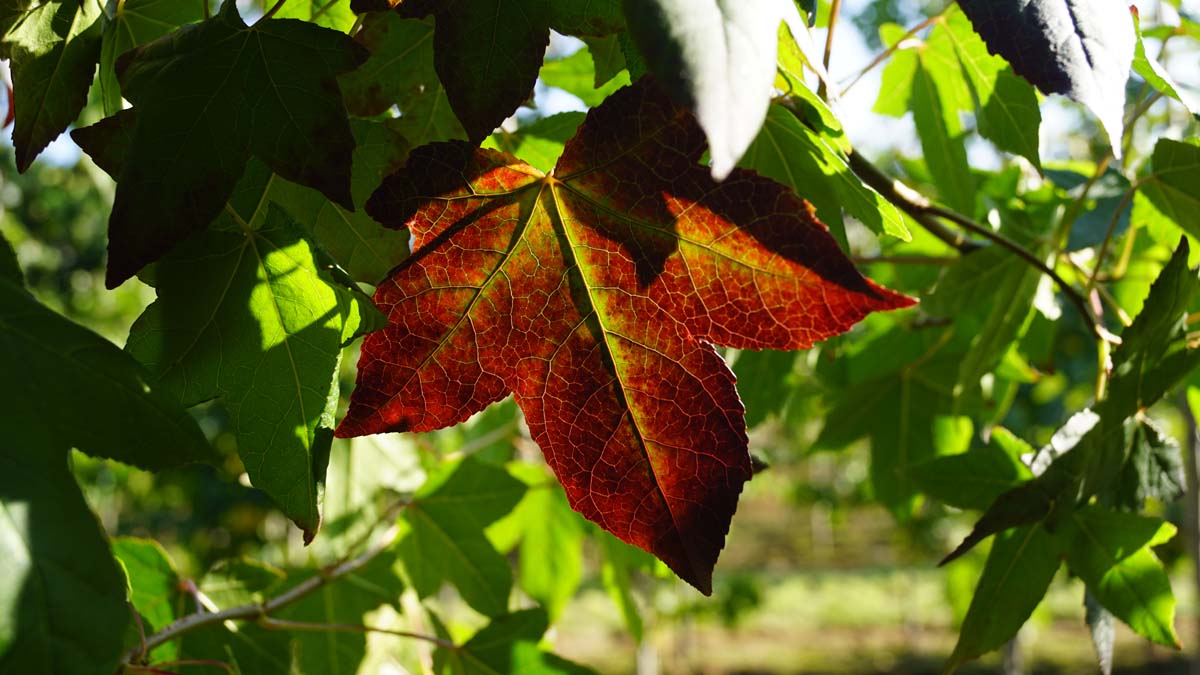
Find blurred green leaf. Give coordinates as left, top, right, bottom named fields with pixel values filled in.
left=1138, top=139, right=1200, bottom=242
left=911, top=58, right=975, bottom=215
left=436, top=608, right=598, bottom=675
left=912, top=437, right=1033, bottom=511
left=1063, top=506, right=1180, bottom=649
left=540, top=48, right=631, bottom=108
left=947, top=524, right=1061, bottom=671
left=485, top=113, right=586, bottom=174
left=400, top=458, right=526, bottom=617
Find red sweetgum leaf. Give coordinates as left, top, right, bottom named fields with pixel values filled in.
left=337, top=78, right=914, bottom=593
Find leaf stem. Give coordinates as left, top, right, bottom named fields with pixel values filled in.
left=311, top=0, right=340, bottom=21
left=818, top=0, right=843, bottom=99
left=121, top=522, right=402, bottom=666
left=1085, top=184, right=1140, bottom=292
left=838, top=14, right=942, bottom=98
left=258, top=617, right=456, bottom=649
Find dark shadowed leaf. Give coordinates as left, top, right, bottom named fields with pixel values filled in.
left=956, top=0, right=1135, bottom=155
left=100, top=0, right=367, bottom=287
left=339, top=80, right=913, bottom=592
left=396, top=0, right=621, bottom=142
left=338, top=12, right=467, bottom=147
left=97, top=0, right=204, bottom=115
left=912, top=431, right=1033, bottom=511
left=0, top=444, right=129, bottom=674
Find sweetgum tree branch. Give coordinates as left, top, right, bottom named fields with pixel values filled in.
left=121, top=519, right=410, bottom=667
left=843, top=148, right=1118, bottom=344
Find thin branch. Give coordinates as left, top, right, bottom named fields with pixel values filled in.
left=840, top=146, right=983, bottom=253
left=842, top=147, right=1118, bottom=344
left=1085, top=184, right=1140, bottom=292
left=817, top=0, right=843, bottom=99
left=121, top=523, right=401, bottom=665
left=838, top=14, right=942, bottom=97
left=256, top=0, right=289, bottom=25
left=258, top=617, right=456, bottom=649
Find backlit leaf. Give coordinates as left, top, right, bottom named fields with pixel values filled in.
left=1063, top=506, right=1180, bottom=648
left=435, top=608, right=598, bottom=675
left=338, top=79, right=913, bottom=592
left=540, top=47, right=631, bottom=108
left=1131, top=7, right=1199, bottom=116
left=101, top=0, right=367, bottom=287
left=3, top=0, right=101, bottom=171
left=112, top=537, right=184, bottom=663
left=1138, top=139, right=1200, bottom=241
left=125, top=205, right=383, bottom=539
left=956, top=0, right=1135, bottom=156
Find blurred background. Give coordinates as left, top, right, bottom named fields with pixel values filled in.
left=4, top=0, right=1200, bottom=673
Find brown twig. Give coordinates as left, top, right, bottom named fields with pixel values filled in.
left=818, top=0, right=842, bottom=100
left=838, top=14, right=943, bottom=97
left=256, top=0, right=289, bottom=24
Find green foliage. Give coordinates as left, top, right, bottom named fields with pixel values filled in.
left=1, top=0, right=1198, bottom=673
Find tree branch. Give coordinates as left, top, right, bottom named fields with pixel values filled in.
left=122, top=522, right=402, bottom=665
left=256, top=0, right=289, bottom=24
left=844, top=148, right=1119, bottom=345
left=818, top=0, right=842, bottom=100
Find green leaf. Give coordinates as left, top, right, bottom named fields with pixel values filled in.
left=267, top=119, right=412, bottom=284
left=622, top=0, right=801, bottom=178
left=399, top=458, right=526, bottom=617
left=539, top=48, right=630, bottom=108
left=740, top=104, right=910, bottom=243
left=97, top=0, right=205, bottom=116
left=0, top=445, right=129, bottom=674
left=4, top=0, right=102, bottom=171
left=274, top=0, right=357, bottom=32
left=874, top=24, right=917, bottom=117
left=946, top=524, right=1061, bottom=671
left=484, top=113, right=586, bottom=174
left=112, top=537, right=184, bottom=662
left=1063, top=506, right=1180, bottom=649
left=1131, top=8, right=1199, bottom=116
left=199, top=558, right=286, bottom=609
left=939, top=8, right=1041, bottom=167
left=912, top=436, right=1033, bottom=511
left=488, top=463, right=585, bottom=621
left=925, top=245, right=1043, bottom=397
left=0, top=270, right=213, bottom=471
left=732, top=349, right=797, bottom=428
left=183, top=552, right=404, bottom=675
left=911, top=57, right=975, bottom=215
left=125, top=204, right=382, bottom=539
left=436, top=608, right=597, bottom=675
left=1138, top=139, right=1200, bottom=241
left=338, top=12, right=467, bottom=147
left=1116, top=418, right=1186, bottom=508
left=580, top=34, right=625, bottom=86
left=101, top=0, right=367, bottom=287
left=599, top=534, right=649, bottom=642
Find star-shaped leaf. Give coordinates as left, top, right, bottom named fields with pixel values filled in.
left=102, top=0, right=367, bottom=288
left=124, top=203, right=383, bottom=540
left=337, top=79, right=913, bottom=592
left=393, top=0, right=623, bottom=142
